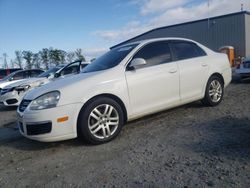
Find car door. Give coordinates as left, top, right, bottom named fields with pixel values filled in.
left=125, top=41, right=180, bottom=117
left=58, top=61, right=81, bottom=78
left=170, top=41, right=209, bottom=101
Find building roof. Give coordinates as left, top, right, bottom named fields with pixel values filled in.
left=111, top=11, right=250, bottom=49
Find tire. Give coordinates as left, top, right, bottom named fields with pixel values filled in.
left=201, top=75, right=224, bottom=106
left=77, top=97, right=124, bottom=144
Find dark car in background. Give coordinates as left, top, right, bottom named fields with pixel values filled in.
left=0, top=68, right=22, bottom=80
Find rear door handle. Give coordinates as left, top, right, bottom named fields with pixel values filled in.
left=169, top=69, right=177, bottom=73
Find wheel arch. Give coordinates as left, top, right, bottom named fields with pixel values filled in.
left=209, top=72, right=225, bottom=86
left=77, top=93, right=128, bottom=133
left=202, top=72, right=225, bottom=98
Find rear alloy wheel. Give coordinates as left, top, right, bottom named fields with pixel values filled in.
left=202, top=75, right=224, bottom=106
left=78, top=97, right=124, bottom=144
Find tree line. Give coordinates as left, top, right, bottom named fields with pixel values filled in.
left=1, top=48, right=86, bottom=70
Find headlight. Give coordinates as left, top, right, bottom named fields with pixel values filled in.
left=29, top=91, right=60, bottom=110
left=15, top=85, right=30, bottom=92
left=1, top=87, right=14, bottom=95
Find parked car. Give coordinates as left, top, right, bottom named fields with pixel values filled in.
left=0, top=69, right=44, bottom=93
left=235, top=56, right=250, bottom=79
left=17, top=38, right=231, bottom=144
left=0, top=68, right=22, bottom=80
left=0, top=61, right=88, bottom=106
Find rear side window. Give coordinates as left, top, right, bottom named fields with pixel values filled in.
left=30, top=70, right=43, bottom=77
left=132, top=41, right=172, bottom=69
left=171, top=41, right=206, bottom=61
left=13, top=71, right=24, bottom=80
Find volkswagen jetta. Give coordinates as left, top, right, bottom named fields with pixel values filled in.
left=17, top=38, right=231, bottom=144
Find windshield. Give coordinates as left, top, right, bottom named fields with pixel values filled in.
left=38, top=67, right=62, bottom=78
left=2, top=71, right=21, bottom=81
left=82, top=44, right=138, bottom=73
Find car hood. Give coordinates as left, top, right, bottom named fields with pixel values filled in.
left=24, top=72, right=99, bottom=100
left=0, top=79, right=26, bottom=89
left=3, top=77, right=49, bottom=89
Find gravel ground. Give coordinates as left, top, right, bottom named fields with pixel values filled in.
left=0, top=78, right=249, bottom=188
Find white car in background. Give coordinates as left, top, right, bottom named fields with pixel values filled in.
left=0, top=60, right=89, bottom=106
left=17, top=38, right=231, bottom=144
left=235, top=56, right=250, bottom=79
left=0, top=69, right=44, bottom=93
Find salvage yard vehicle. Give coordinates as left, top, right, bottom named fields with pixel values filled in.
left=17, top=38, right=232, bottom=144
left=0, top=68, right=22, bottom=80
left=0, top=60, right=88, bottom=107
left=235, top=56, right=250, bottom=79
left=0, top=69, right=44, bottom=94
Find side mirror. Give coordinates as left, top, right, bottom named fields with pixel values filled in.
left=54, top=72, right=60, bottom=78
left=128, top=58, right=147, bottom=70
left=8, top=77, right=14, bottom=81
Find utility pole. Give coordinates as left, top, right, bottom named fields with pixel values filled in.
left=241, top=4, right=244, bottom=11
left=207, top=0, right=210, bottom=29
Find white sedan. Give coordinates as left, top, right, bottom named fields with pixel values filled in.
left=0, top=61, right=89, bottom=107
left=17, top=38, right=232, bottom=144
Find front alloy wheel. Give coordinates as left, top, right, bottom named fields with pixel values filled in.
left=78, top=97, right=124, bottom=144
left=88, top=104, right=119, bottom=139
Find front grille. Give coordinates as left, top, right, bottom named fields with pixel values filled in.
left=26, top=122, right=52, bottom=135
left=6, top=99, right=18, bottom=105
left=19, top=99, right=32, bottom=112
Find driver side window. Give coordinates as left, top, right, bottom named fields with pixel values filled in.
left=60, top=62, right=80, bottom=76
left=131, top=41, right=172, bottom=69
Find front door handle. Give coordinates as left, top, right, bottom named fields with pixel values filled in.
left=202, top=63, right=208, bottom=67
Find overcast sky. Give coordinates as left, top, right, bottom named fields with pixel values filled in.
left=0, top=0, right=250, bottom=65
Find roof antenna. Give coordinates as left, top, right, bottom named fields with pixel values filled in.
left=241, top=4, right=244, bottom=11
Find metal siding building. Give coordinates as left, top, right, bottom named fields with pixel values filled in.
left=112, top=11, right=250, bottom=58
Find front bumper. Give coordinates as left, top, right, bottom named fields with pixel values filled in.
left=0, top=90, right=24, bottom=106
left=17, top=102, right=83, bottom=142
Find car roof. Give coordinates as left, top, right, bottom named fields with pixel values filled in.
left=115, top=37, right=199, bottom=49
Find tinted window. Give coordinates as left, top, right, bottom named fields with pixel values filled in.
left=60, top=62, right=80, bottom=76
left=13, top=71, right=24, bottom=80
left=132, top=41, right=172, bottom=69
left=82, top=44, right=138, bottom=73
left=172, top=41, right=206, bottom=60
left=38, top=67, right=61, bottom=78
left=30, top=70, right=43, bottom=77
left=243, top=61, right=250, bottom=68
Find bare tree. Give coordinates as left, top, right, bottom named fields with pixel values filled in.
left=2, top=53, right=8, bottom=68
left=32, top=53, right=41, bottom=69
left=14, top=51, right=23, bottom=68
left=40, top=48, right=49, bottom=69
left=22, top=51, right=33, bottom=69
left=66, top=52, right=75, bottom=63
left=10, top=60, right=15, bottom=68
left=75, top=49, right=86, bottom=61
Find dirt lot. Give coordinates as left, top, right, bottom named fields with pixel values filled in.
left=0, top=78, right=249, bottom=188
